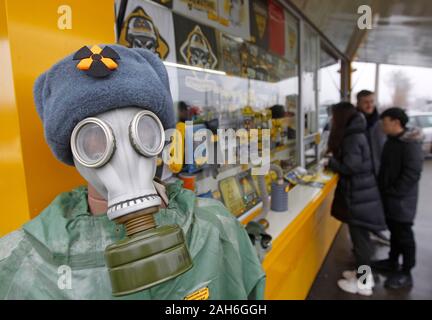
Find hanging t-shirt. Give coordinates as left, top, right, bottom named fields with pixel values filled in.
left=268, top=0, right=285, bottom=56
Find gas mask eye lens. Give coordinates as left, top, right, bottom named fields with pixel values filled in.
left=130, top=110, right=164, bottom=157
left=78, top=124, right=107, bottom=161
left=71, top=118, right=115, bottom=168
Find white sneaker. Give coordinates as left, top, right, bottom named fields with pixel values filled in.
left=337, top=273, right=375, bottom=296
left=342, top=270, right=357, bottom=280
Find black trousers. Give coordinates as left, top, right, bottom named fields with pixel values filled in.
left=387, top=219, right=416, bottom=272
left=348, top=224, right=373, bottom=270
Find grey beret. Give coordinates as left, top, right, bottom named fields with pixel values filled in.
left=33, top=44, right=175, bottom=165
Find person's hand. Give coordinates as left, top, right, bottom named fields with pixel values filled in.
left=319, top=158, right=329, bottom=167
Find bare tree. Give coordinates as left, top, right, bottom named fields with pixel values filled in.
left=387, top=70, right=412, bottom=108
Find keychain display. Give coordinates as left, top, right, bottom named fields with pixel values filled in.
left=219, top=176, right=246, bottom=217
left=237, top=170, right=260, bottom=211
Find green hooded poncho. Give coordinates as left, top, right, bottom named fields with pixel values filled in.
left=0, top=181, right=265, bottom=299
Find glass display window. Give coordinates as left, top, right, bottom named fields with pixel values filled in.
left=115, top=0, right=346, bottom=217
left=318, top=47, right=342, bottom=158
left=319, top=48, right=341, bottom=131
left=302, top=25, right=319, bottom=138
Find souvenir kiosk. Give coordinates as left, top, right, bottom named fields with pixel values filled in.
left=1, top=0, right=348, bottom=299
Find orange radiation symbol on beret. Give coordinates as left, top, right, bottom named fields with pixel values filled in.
left=73, top=45, right=120, bottom=78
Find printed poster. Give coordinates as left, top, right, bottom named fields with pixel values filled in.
left=219, top=32, right=242, bottom=76
left=118, top=0, right=176, bottom=62
left=285, top=10, right=298, bottom=64
left=249, top=0, right=269, bottom=49
left=173, top=13, right=219, bottom=99
left=174, top=13, right=219, bottom=70
left=238, top=42, right=281, bottom=82
left=173, top=0, right=250, bottom=39
left=173, top=0, right=219, bottom=25
left=217, top=0, right=250, bottom=39
left=151, top=0, right=173, bottom=8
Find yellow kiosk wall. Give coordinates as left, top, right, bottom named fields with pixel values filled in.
left=0, top=0, right=115, bottom=236
left=262, top=177, right=340, bottom=299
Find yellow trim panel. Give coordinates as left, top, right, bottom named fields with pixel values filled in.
left=0, top=0, right=115, bottom=236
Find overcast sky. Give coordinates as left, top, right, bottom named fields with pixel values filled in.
left=351, top=62, right=432, bottom=110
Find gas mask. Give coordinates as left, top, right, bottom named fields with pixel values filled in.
left=71, top=107, right=193, bottom=296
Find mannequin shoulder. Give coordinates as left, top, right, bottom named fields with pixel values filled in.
left=195, top=197, right=234, bottom=218
left=194, top=197, right=244, bottom=232
left=0, top=229, right=26, bottom=262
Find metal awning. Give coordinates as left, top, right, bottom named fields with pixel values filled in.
left=289, top=0, right=432, bottom=68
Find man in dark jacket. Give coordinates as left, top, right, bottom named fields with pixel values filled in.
left=357, top=90, right=387, bottom=176
left=373, top=107, right=424, bottom=289
left=357, top=90, right=390, bottom=246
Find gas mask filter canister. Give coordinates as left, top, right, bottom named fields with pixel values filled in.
left=71, top=107, right=193, bottom=296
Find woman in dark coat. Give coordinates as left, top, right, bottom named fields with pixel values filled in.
left=325, top=102, right=386, bottom=296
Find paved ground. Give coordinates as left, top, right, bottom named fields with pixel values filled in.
left=307, top=159, right=432, bottom=300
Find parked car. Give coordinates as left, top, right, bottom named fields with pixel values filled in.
left=319, top=104, right=332, bottom=132
left=408, top=111, right=432, bottom=157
